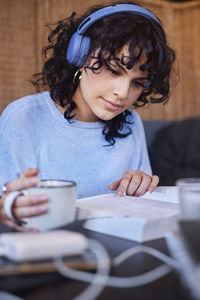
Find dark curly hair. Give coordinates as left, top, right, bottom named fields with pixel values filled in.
left=32, top=1, right=175, bottom=145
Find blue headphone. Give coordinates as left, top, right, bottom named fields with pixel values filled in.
left=67, top=4, right=161, bottom=89
left=66, top=4, right=160, bottom=67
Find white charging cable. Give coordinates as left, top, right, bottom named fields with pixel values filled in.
left=54, top=241, right=179, bottom=300
left=54, top=238, right=110, bottom=300
left=113, top=245, right=178, bottom=268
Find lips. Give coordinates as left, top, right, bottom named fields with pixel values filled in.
left=102, top=98, right=122, bottom=112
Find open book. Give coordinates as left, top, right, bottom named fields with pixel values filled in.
left=76, top=187, right=180, bottom=243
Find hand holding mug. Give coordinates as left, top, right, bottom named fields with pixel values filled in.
left=1, top=168, right=77, bottom=231
left=0, top=168, right=47, bottom=230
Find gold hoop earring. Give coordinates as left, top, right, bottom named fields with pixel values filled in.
left=73, top=70, right=82, bottom=85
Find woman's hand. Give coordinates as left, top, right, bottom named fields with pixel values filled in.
left=0, top=168, right=48, bottom=230
left=108, top=170, right=159, bottom=197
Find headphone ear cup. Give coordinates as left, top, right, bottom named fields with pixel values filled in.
left=66, top=32, right=90, bottom=67
left=66, top=32, right=82, bottom=65
left=77, top=36, right=90, bottom=67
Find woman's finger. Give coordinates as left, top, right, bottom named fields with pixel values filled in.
left=2, top=219, right=38, bottom=232
left=116, top=171, right=135, bottom=197
left=0, top=192, right=48, bottom=221
left=4, top=176, right=40, bottom=193
left=124, top=172, right=143, bottom=196
left=13, top=204, right=47, bottom=219
left=3, top=168, right=39, bottom=193
left=20, top=167, right=39, bottom=179
left=107, top=179, right=121, bottom=191
left=147, top=175, right=160, bottom=192
left=13, top=194, right=48, bottom=208
left=130, top=174, right=152, bottom=196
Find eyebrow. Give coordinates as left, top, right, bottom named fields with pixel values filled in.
left=107, top=59, right=149, bottom=80
left=118, top=67, right=148, bottom=79
left=134, top=77, right=149, bottom=80
left=118, top=64, right=148, bottom=79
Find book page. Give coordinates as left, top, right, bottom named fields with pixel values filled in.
left=141, top=186, right=179, bottom=203
left=77, top=192, right=179, bottom=221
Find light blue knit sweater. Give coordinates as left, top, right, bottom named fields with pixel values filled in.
left=0, top=92, right=151, bottom=198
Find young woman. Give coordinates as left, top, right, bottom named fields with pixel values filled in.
left=0, top=1, right=175, bottom=227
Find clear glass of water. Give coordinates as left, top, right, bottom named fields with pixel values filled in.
left=176, top=178, right=200, bottom=220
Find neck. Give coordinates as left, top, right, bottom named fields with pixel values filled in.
left=55, top=98, right=99, bottom=123
left=73, top=87, right=99, bottom=122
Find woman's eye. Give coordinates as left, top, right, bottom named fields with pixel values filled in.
left=106, top=67, right=120, bottom=76
left=132, top=80, right=146, bottom=88
left=111, top=69, right=120, bottom=75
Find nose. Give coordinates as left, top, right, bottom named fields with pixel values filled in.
left=112, top=77, right=129, bottom=99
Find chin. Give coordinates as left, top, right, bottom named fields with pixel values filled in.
left=98, top=114, right=116, bottom=121
left=94, top=110, right=120, bottom=121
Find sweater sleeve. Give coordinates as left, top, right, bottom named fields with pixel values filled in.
left=0, top=104, right=29, bottom=195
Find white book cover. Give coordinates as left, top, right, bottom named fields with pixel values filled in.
left=76, top=186, right=180, bottom=243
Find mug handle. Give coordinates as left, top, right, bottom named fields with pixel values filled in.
left=3, top=191, right=27, bottom=225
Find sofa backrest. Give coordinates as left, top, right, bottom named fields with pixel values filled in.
left=143, top=118, right=200, bottom=186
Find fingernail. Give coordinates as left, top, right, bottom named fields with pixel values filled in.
left=27, top=228, right=38, bottom=232
left=27, top=168, right=35, bottom=172
left=117, top=189, right=123, bottom=197
left=148, top=185, right=154, bottom=193
left=36, top=194, right=48, bottom=202
left=108, top=185, right=113, bottom=190
left=29, top=177, right=39, bottom=186
left=36, top=204, right=47, bottom=214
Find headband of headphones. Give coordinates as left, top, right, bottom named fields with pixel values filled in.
left=66, top=3, right=160, bottom=89
left=76, top=4, right=160, bottom=34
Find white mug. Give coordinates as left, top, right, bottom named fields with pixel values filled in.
left=22, top=179, right=77, bottom=231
